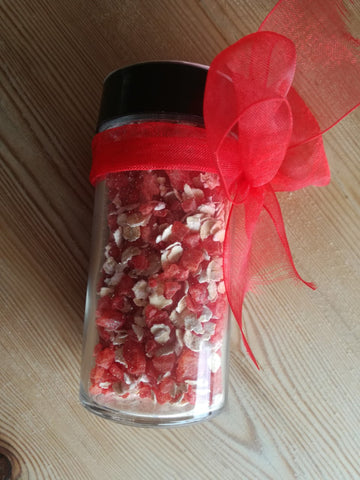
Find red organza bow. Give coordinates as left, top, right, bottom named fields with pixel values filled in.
left=90, top=0, right=360, bottom=367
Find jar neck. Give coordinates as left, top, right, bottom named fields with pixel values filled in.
left=97, top=113, right=204, bottom=133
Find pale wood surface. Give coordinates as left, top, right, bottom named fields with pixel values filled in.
left=1, top=1, right=360, bottom=479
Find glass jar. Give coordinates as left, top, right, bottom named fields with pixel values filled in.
left=80, top=62, right=231, bottom=427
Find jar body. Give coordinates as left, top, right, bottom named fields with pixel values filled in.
left=80, top=121, right=231, bottom=426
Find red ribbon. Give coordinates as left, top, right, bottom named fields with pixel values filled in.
left=90, top=0, right=360, bottom=367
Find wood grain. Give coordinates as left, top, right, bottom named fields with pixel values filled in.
left=1, top=1, right=359, bottom=479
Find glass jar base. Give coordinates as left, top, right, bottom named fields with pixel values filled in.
left=79, top=386, right=224, bottom=428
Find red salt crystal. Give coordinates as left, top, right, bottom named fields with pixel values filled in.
left=175, top=348, right=199, bottom=382
left=96, top=310, right=125, bottom=330
left=96, top=347, right=115, bottom=369
left=131, top=253, right=149, bottom=271
left=152, top=353, right=176, bottom=374
left=123, top=340, right=146, bottom=375
left=109, top=363, right=125, bottom=380
left=163, top=281, right=182, bottom=299
left=188, top=284, right=209, bottom=304
left=180, top=248, right=204, bottom=272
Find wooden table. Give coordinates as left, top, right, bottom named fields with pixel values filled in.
left=1, top=1, right=359, bottom=479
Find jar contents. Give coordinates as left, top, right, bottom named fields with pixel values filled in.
left=89, top=169, right=229, bottom=412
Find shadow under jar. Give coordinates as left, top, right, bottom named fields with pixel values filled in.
left=80, top=62, right=231, bottom=427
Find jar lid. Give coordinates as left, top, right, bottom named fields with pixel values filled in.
left=96, top=61, right=208, bottom=132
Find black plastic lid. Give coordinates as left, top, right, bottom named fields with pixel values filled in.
left=96, top=62, right=208, bottom=132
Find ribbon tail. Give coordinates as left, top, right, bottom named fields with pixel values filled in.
left=223, top=189, right=265, bottom=368
left=263, top=185, right=316, bottom=290
left=236, top=292, right=260, bottom=370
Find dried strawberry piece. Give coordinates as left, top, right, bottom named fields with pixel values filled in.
left=167, top=171, right=192, bottom=191
left=152, top=353, right=176, bottom=374
left=155, top=377, right=177, bottom=404
left=202, top=238, right=223, bottom=257
left=180, top=248, right=204, bottom=273
left=123, top=340, right=146, bottom=375
left=97, top=326, right=112, bottom=342
left=115, top=275, right=135, bottom=296
left=109, top=363, right=125, bottom=380
left=210, top=297, right=227, bottom=318
left=144, top=305, right=169, bottom=328
left=210, top=369, right=223, bottom=397
left=189, top=284, right=209, bottom=305
left=145, top=338, right=158, bottom=357
left=163, top=281, right=182, bottom=299
left=138, top=383, right=152, bottom=399
left=145, top=358, right=158, bottom=382
left=139, top=200, right=158, bottom=216
left=162, top=263, right=189, bottom=281
left=89, top=385, right=104, bottom=396
left=90, top=365, right=106, bottom=384
left=181, top=197, right=197, bottom=212
left=106, top=172, right=129, bottom=200
left=183, top=232, right=200, bottom=248
left=93, top=343, right=103, bottom=357
left=96, top=295, right=112, bottom=315
left=185, top=295, right=204, bottom=314
left=131, top=253, right=149, bottom=271
left=175, top=348, right=199, bottom=382
left=141, top=172, right=160, bottom=200
left=96, top=310, right=125, bottom=330
left=107, top=213, right=118, bottom=231
left=108, top=242, right=121, bottom=260
left=148, top=276, right=160, bottom=289
left=140, top=224, right=152, bottom=243
left=111, top=295, right=125, bottom=311
left=153, top=208, right=168, bottom=218
left=169, top=221, right=189, bottom=242
left=96, top=347, right=115, bottom=369
left=183, top=384, right=197, bottom=405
